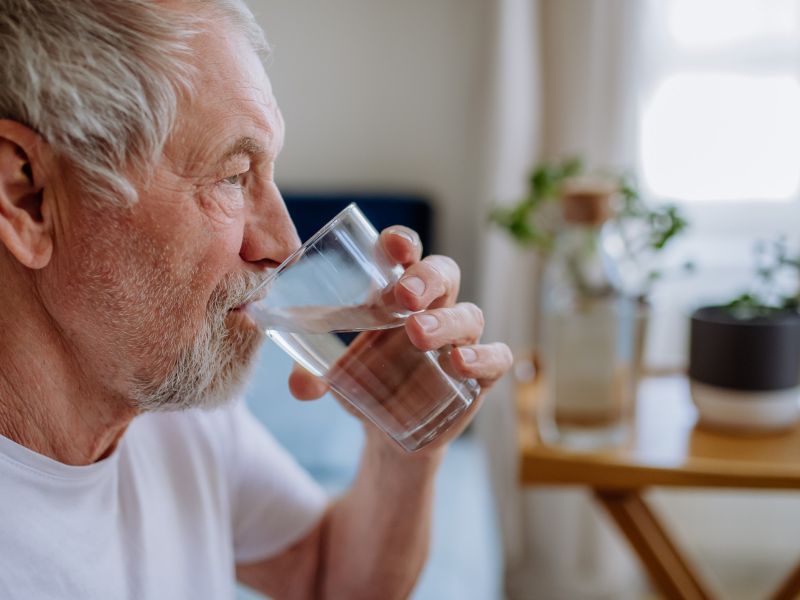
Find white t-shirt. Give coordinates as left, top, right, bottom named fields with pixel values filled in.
left=0, top=400, right=328, bottom=599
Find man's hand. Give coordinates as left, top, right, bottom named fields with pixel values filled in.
left=286, top=225, right=513, bottom=456
left=237, top=226, right=512, bottom=600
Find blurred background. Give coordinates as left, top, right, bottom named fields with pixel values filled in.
left=237, top=1, right=800, bottom=598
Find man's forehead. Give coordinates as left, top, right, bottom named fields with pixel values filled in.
left=170, top=15, right=284, bottom=163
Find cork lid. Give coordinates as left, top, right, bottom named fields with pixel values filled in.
left=561, top=178, right=616, bottom=226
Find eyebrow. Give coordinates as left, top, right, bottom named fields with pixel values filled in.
left=221, top=136, right=268, bottom=163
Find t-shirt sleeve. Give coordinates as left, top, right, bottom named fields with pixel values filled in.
left=226, top=400, right=328, bottom=564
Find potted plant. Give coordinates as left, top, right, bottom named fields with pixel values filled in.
left=689, top=238, right=800, bottom=432
left=489, top=157, right=689, bottom=354
left=489, top=159, right=689, bottom=448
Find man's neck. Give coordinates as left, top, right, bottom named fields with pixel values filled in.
left=0, top=294, right=137, bottom=466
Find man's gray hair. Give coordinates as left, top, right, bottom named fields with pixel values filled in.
left=0, top=0, right=268, bottom=205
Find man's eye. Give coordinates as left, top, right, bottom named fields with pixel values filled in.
left=223, top=173, right=242, bottom=186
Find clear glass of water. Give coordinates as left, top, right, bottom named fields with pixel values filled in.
left=245, top=203, right=480, bottom=452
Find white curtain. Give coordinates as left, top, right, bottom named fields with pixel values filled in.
left=475, top=0, right=541, bottom=575
left=476, top=1, right=648, bottom=598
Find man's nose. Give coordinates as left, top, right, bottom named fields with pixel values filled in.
left=239, top=183, right=301, bottom=267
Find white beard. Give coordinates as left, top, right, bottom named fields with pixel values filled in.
left=130, top=270, right=264, bottom=412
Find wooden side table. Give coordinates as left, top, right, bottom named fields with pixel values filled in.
left=516, top=371, right=800, bottom=600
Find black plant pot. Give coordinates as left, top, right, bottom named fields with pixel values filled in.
left=689, top=306, right=800, bottom=432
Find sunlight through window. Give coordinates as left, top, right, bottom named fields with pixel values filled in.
left=641, top=74, right=800, bottom=201
left=667, top=0, right=800, bottom=49
left=641, top=0, right=800, bottom=203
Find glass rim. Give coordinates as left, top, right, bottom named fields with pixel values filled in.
left=244, top=202, right=361, bottom=301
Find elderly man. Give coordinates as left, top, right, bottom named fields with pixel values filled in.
left=0, top=0, right=512, bottom=598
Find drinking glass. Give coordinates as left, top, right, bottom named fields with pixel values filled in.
left=245, top=203, right=480, bottom=452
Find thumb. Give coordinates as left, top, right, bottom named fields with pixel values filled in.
left=288, top=363, right=329, bottom=401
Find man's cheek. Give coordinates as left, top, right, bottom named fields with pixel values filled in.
left=193, top=197, right=248, bottom=262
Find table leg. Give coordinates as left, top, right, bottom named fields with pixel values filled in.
left=594, top=489, right=717, bottom=600
left=769, top=559, right=800, bottom=600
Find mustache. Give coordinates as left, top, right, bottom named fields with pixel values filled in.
left=209, top=270, right=268, bottom=315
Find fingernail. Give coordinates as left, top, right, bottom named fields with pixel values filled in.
left=390, top=228, right=415, bottom=243
left=400, top=276, right=425, bottom=296
left=416, top=313, right=439, bottom=333
left=459, top=348, right=478, bottom=363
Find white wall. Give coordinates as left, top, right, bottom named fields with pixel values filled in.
left=246, top=0, right=493, bottom=299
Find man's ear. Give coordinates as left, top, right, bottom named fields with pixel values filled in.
left=0, top=119, right=52, bottom=269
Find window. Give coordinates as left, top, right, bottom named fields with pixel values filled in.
left=636, top=0, right=800, bottom=368
left=639, top=0, right=800, bottom=204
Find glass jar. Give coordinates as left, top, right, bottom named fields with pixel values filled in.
left=537, top=182, right=638, bottom=450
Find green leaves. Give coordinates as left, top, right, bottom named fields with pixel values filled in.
left=644, top=205, right=689, bottom=251
left=726, top=237, right=800, bottom=315
left=489, top=157, right=688, bottom=256
left=489, top=157, right=585, bottom=250
left=489, top=203, right=543, bottom=245
left=528, top=157, right=584, bottom=201
left=724, top=292, right=793, bottom=319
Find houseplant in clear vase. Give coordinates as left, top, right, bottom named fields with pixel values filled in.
left=490, top=158, right=688, bottom=449
left=689, top=238, right=800, bottom=433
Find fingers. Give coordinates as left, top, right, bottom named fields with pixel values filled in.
left=288, top=363, right=329, bottom=401
left=379, top=227, right=460, bottom=312
left=451, top=342, right=514, bottom=384
left=380, top=226, right=422, bottom=267
left=395, top=255, right=461, bottom=311
left=405, top=302, right=484, bottom=350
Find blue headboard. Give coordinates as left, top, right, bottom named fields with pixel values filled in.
left=282, top=191, right=435, bottom=253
